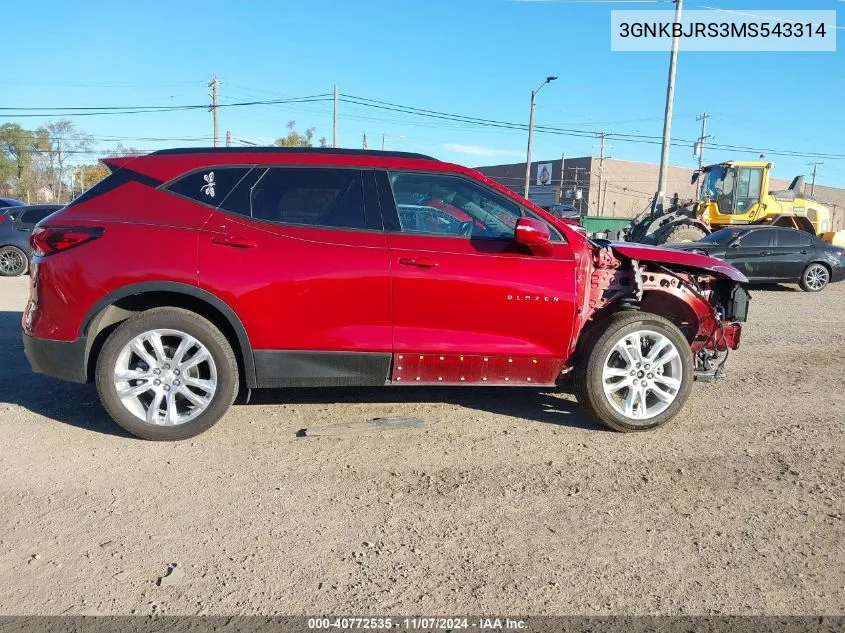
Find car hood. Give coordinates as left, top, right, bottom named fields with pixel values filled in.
left=609, top=242, right=748, bottom=283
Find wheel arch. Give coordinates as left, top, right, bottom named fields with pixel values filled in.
left=81, top=282, right=256, bottom=388
left=808, top=260, right=832, bottom=274
left=580, top=290, right=700, bottom=348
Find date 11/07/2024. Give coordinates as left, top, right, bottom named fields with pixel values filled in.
left=307, top=616, right=528, bottom=630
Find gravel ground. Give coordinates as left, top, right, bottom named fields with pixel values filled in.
left=0, top=276, right=842, bottom=616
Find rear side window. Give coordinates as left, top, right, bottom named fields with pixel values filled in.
left=737, top=230, right=771, bottom=247
left=19, top=208, right=56, bottom=224
left=775, top=230, right=813, bottom=247
left=166, top=167, right=254, bottom=214
left=250, top=168, right=366, bottom=230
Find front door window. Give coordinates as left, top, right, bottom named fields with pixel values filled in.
left=388, top=171, right=524, bottom=240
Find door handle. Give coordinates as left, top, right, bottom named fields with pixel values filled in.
left=799, top=249, right=808, bottom=254
left=398, top=256, right=439, bottom=268
left=211, top=235, right=257, bottom=249
left=759, top=250, right=772, bottom=256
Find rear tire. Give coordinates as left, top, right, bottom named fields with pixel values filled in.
left=95, top=307, right=238, bottom=440
left=574, top=312, right=694, bottom=432
left=658, top=223, right=707, bottom=245
left=799, top=263, right=829, bottom=292
left=0, top=245, right=29, bottom=276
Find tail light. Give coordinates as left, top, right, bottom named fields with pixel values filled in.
left=30, top=226, right=103, bottom=256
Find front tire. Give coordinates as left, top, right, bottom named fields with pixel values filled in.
left=574, top=312, right=694, bottom=432
left=95, top=307, right=238, bottom=440
left=658, top=223, right=707, bottom=245
left=799, top=263, right=829, bottom=292
left=0, top=245, right=29, bottom=276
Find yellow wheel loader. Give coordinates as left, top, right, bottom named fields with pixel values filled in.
left=623, top=161, right=842, bottom=245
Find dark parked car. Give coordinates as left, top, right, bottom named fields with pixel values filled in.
left=0, top=204, right=62, bottom=276
left=0, top=197, right=26, bottom=209
left=669, top=226, right=845, bottom=292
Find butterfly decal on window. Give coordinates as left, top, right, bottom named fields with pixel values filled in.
left=201, top=172, right=215, bottom=198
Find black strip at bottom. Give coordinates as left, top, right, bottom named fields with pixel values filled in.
left=253, top=350, right=392, bottom=388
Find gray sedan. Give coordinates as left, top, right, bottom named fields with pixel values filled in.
left=0, top=204, right=62, bottom=276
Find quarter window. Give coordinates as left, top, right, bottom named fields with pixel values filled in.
left=387, top=171, right=523, bottom=239
left=19, top=208, right=56, bottom=224
left=166, top=167, right=254, bottom=215
left=250, top=168, right=366, bottom=230
left=775, top=230, right=813, bottom=247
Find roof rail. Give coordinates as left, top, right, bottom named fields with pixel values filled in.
left=149, top=147, right=437, bottom=160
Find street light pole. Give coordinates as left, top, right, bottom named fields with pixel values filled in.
left=523, top=76, right=558, bottom=199
left=654, top=0, right=683, bottom=219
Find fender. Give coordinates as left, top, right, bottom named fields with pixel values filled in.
left=80, top=281, right=256, bottom=388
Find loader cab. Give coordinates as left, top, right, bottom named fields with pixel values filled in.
left=698, top=162, right=771, bottom=227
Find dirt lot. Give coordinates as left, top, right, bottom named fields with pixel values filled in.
left=0, top=276, right=842, bottom=616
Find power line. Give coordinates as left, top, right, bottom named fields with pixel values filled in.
left=0, top=95, right=333, bottom=117
left=338, top=93, right=845, bottom=161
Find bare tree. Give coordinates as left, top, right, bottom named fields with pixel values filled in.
left=36, top=120, right=93, bottom=201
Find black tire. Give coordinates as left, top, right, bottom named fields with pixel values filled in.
left=658, top=223, right=707, bottom=245
left=799, top=263, right=830, bottom=292
left=0, top=245, right=29, bottom=276
left=573, top=311, right=694, bottom=432
left=95, top=307, right=238, bottom=440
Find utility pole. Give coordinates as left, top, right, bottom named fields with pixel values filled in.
left=808, top=161, right=823, bottom=196
left=225, top=130, right=232, bottom=147
left=523, top=76, right=558, bottom=199
left=333, top=84, right=339, bottom=148
left=695, top=112, right=710, bottom=170
left=572, top=166, right=587, bottom=217
left=601, top=179, right=609, bottom=217
left=558, top=153, right=565, bottom=203
left=594, top=132, right=613, bottom=216
left=382, top=133, right=386, bottom=151
left=208, top=76, right=220, bottom=147
left=654, top=0, right=683, bottom=219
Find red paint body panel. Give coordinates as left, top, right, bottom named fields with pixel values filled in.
left=386, top=233, right=578, bottom=360
left=198, top=212, right=392, bottom=352
left=610, top=242, right=748, bottom=283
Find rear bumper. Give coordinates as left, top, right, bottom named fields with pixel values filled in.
left=23, top=332, right=88, bottom=383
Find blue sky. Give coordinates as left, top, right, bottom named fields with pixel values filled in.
left=3, top=0, right=844, bottom=187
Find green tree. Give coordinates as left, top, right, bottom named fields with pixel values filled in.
left=274, top=121, right=317, bottom=147
left=0, top=123, right=44, bottom=200
left=73, top=163, right=110, bottom=195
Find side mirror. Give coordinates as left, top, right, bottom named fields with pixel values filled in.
left=515, top=217, right=551, bottom=247
left=691, top=170, right=700, bottom=185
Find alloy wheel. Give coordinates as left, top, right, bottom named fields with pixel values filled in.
left=805, top=265, right=829, bottom=291
left=0, top=247, right=26, bottom=276
left=601, top=329, right=683, bottom=423
left=112, top=328, right=218, bottom=426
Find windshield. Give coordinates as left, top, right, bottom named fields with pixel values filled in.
left=699, top=228, right=745, bottom=245
left=700, top=165, right=738, bottom=215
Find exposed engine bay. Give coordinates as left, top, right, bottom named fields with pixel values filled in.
left=579, top=245, right=750, bottom=381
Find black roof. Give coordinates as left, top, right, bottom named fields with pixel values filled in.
left=13, top=204, right=63, bottom=211
left=149, top=147, right=437, bottom=161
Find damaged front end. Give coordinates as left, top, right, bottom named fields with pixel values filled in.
left=578, top=244, right=750, bottom=381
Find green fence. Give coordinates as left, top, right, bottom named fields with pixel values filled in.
left=580, top=216, right=631, bottom=234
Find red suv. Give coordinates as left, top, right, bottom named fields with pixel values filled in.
left=23, top=148, right=749, bottom=440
